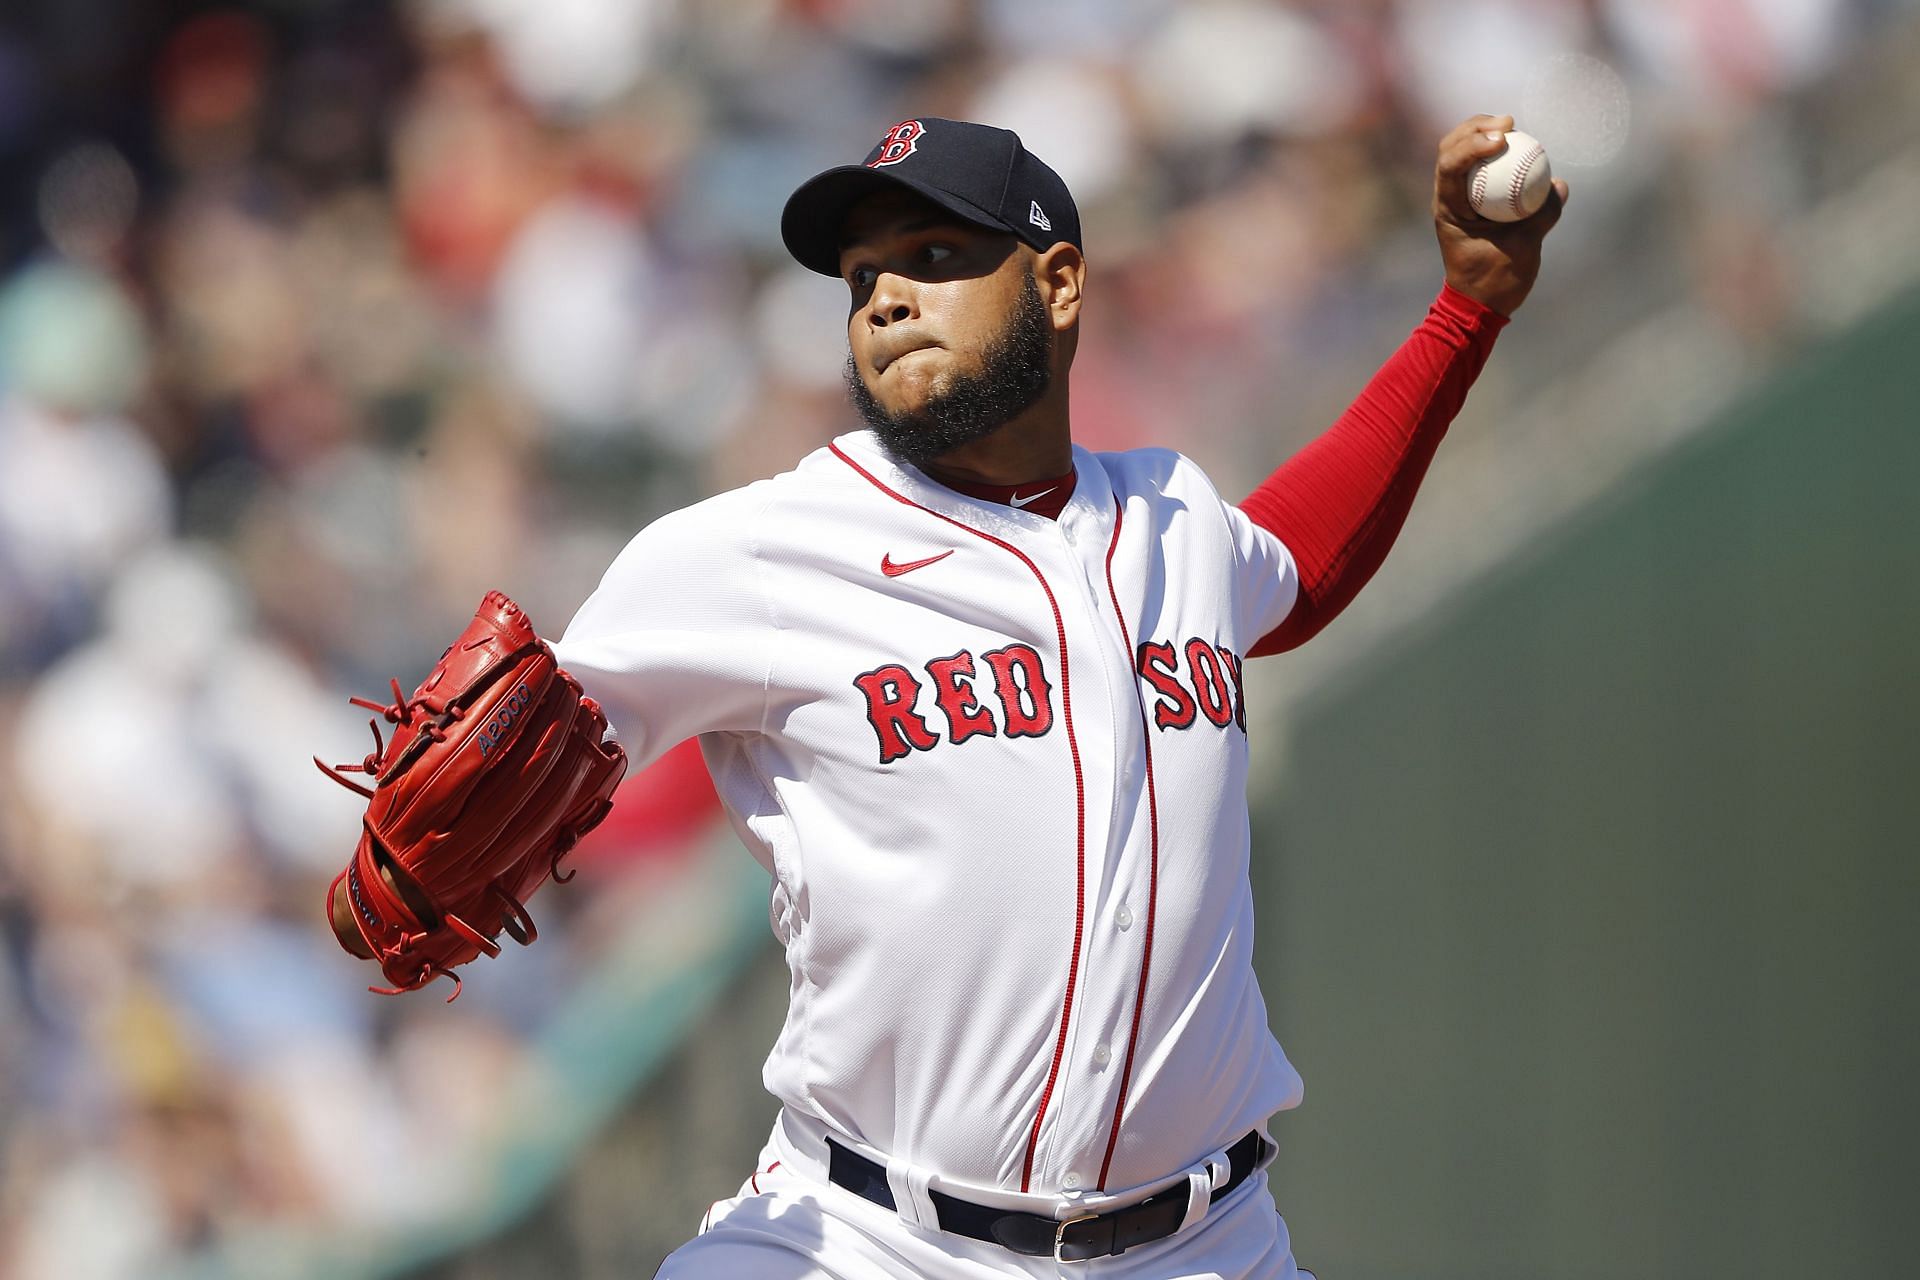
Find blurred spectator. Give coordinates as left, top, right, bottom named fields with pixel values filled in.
left=0, top=260, right=168, bottom=671
left=1605, top=0, right=1858, bottom=109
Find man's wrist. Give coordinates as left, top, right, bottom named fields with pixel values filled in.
left=1440, top=277, right=1518, bottom=322
left=1434, top=280, right=1512, bottom=346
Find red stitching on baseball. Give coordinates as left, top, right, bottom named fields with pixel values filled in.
left=1506, top=143, right=1542, bottom=217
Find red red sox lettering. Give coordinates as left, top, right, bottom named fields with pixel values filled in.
left=853, top=638, right=1246, bottom=763
left=1137, top=639, right=1247, bottom=733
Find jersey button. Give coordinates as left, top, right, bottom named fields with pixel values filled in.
left=1092, top=1043, right=1112, bottom=1067
left=1063, top=1172, right=1082, bottom=1190
left=1115, top=904, right=1134, bottom=930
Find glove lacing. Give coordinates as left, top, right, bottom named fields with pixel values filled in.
left=313, top=676, right=471, bottom=799
left=317, top=646, right=608, bottom=1002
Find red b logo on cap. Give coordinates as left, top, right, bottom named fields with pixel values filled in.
left=869, top=120, right=924, bottom=168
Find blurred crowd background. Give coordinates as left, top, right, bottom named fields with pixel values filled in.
left=0, top=1, right=1914, bottom=1276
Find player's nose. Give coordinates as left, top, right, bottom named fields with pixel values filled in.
left=865, top=272, right=917, bottom=327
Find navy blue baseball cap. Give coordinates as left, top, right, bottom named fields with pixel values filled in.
left=782, top=117, right=1082, bottom=277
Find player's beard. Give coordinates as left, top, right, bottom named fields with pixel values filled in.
left=845, top=273, right=1053, bottom=468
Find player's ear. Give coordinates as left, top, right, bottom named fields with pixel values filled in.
left=1034, top=242, right=1084, bottom=332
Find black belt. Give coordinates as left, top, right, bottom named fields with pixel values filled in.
left=825, top=1130, right=1268, bottom=1263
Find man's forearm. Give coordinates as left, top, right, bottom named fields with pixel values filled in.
left=1241, top=284, right=1507, bottom=655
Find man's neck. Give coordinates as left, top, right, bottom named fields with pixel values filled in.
left=916, top=399, right=1072, bottom=488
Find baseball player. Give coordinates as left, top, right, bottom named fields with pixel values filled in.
left=328, top=113, right=1564, bottom=1277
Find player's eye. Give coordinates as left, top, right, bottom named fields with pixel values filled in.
left=848, top=265, right=878, bottom=290
left=918, top=243, right=954, bottom=266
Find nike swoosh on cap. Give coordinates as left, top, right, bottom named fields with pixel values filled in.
left=1009, top=487, right=1057, bottom=509
left=880, top=550, right=955, bottom=578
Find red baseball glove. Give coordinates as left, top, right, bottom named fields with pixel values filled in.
left=319, top=591, right=627, bottom=1000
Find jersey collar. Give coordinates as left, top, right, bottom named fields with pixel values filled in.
left=833, top=430, right=1115, bottom=544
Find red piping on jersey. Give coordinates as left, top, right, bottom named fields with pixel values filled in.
left=829, top=442, right=1089, bottom=1194
left=1093, top=495, right=1161, bottom=1189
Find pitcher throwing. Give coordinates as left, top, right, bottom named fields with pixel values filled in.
left=326, top=112, right=1565, bottom=1279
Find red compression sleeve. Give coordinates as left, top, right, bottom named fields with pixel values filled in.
left=1241, top=284, right=1507, bottom=656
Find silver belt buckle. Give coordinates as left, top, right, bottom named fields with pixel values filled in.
left=1054, top=1211, right=1100, bottom=1264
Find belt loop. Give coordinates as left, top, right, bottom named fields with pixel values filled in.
left=1177, top=1148, right=1232, bottom=1234
left=884, top=1155, right=938, bottom=1231
left=1206, top=1149, right=1233, bottom=1193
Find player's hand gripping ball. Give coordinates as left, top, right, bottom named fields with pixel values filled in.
left=318, top=591, right=627, bottom=1000
left=1466, top=129, right=1552, bottom=222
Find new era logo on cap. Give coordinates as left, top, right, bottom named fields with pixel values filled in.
left=780, top=117, right=1083, bottom=277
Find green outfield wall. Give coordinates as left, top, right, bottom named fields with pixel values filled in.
left=1252, top=288, right=1919, bottom=1280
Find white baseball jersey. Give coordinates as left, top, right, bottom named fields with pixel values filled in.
left=554, top=427, right=1304, bottom=1217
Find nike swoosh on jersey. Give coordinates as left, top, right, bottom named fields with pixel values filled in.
left=1009, top=487, right=1058, bottom=509
left=880, top=550, right=955, bottom=577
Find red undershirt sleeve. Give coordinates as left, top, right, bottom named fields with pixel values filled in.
left=1240, top=283, right=1508, bottom=657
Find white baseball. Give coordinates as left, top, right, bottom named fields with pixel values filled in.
left=1467, top=129, right=1552, bottom=223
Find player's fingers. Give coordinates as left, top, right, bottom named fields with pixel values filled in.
left=1443, top=121, right=1514, bottom=175
left=1441, top=113, right=1513, bottom=151
left=1516, top=180, right=1570, bottom=238
left=1443, top=116, right=1515, bottom=171
left=1534, top=178, right=1570, bottom=233
left=1435, top=117, right=1514, bottom=216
